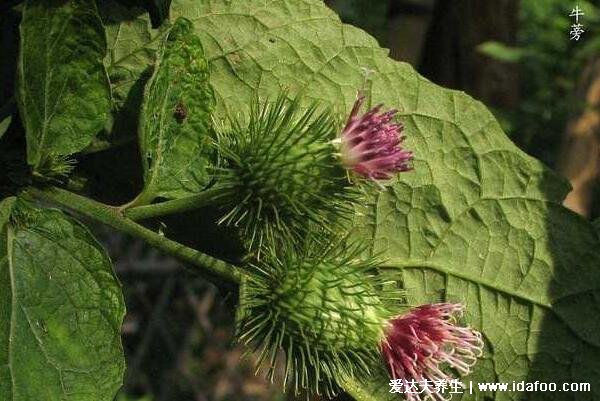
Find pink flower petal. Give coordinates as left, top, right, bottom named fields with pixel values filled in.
left=381, top=303, right=484, bottom=401
left=340, top=96, right=413, bottom=180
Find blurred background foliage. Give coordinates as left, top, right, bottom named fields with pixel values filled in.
left=331, top=0, right=600, bottom=167
left=330, top=0, right=600, bottom=218
left=480, top=0, right=600, bottom=164
left=2, top=0, right=600, bottom=400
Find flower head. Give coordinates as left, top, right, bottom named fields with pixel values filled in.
left=214, top=94, right=353, bottom=251
left=340, top=95, right=412, bottom=180
left=381, top=303, right=484, bottom=401
left=237, top=235, right=391, bottom=397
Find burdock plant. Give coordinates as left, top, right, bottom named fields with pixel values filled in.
left=237, top=235, right=484, bottom=397
left=124, top=92, right=414, bottom=253
left=382, top=303, right=484, bottom=401
left=5, top=1, right=578, bottom=401
left=337, top=95, right=413, bottom=180
left=237, top=235, right=393, bottom=397
left=212, top=94, right=353, bottom=250
left=117, top=87, right=484, bottom=398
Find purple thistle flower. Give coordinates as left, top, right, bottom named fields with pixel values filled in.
left=339, top=95, right=413, bottom=180
left=381, top=303, right=484, bottom=401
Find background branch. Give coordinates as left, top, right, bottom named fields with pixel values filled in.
left=558, top=56, right=600, bottom=217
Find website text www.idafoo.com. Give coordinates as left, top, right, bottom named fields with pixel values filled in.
left=389, top=379, right=591, bottom=396
left=475, top=381, right=591, bottom=393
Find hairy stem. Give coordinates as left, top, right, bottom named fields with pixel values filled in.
left=24, top=186, right=241, bottom=289
left=124, top=186, right=230, bottom=221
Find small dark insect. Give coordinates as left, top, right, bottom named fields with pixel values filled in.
left=268, top=38, right=276, bottom=43
left=173, top=102, right=188, bottom=123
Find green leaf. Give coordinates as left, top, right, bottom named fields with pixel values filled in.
left=0, top=198, right=125, bottom=401
left=340, top=366, right=395, bottom=401
left=99, top=0, right=166, bottom=138
left=163, top=1, right=600, bottom=399
left=137, top=17, right=216, bottom=202
left=17, top=0, right=111, bottom=169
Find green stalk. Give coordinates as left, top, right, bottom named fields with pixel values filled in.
left=340, top=376, right=375, bottom=401
left=24, top=186, right=241, bottom=289
left=124, top=185, right=230, bottom=221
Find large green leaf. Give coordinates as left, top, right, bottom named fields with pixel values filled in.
left=0, top=198, right=16, bottom=401
left=103, top=0, right=598, bottom=399
left=0, top=198, right=125, bottom=401
left=17, top=0, right=111, bottom=168
left=137, top=17, right=216, bottom=202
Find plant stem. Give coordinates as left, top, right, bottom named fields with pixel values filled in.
left=118, top=188, right=157, bottom=211
left=81, top=135, right=135, bottom=154
left=24, top=186, right=241, bottom=289
left=124, top=186, right=230, bottom=221
left=340, top=376, right=375, bottom=401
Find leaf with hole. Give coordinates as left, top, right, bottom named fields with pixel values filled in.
left=137, top=17, right=216, bottom=203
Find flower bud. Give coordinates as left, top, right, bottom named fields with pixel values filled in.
left=214, top=95, right=352, bottom=250
left=237, top=238, right=390, bottom=396
left=339, top=95, right=412, bottom=180
left=381, top=303, right=484, bottom=401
